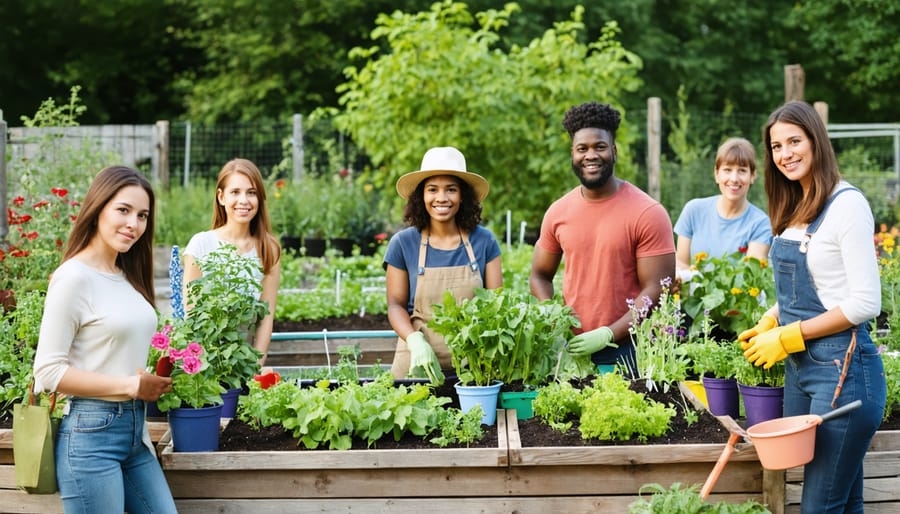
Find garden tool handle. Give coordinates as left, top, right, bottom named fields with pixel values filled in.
left=819, top=399, right=862, bottom=423
left=700, top=432, right=741, bottom=500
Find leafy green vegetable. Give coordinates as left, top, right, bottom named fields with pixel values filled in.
left=430, top=288, right=584, bottom=386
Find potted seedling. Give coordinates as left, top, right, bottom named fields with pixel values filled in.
left=430, top=288, right=587, bottom=424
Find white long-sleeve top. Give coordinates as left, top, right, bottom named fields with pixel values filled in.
left=33, top=259, right=157, bottom=400
left=776, top=181, right=880, bottom=325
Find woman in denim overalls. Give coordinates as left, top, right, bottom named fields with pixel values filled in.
left=740, top=101, right=886, bottom=513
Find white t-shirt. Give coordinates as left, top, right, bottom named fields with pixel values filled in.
left=184, top=230, right=264, bottom=285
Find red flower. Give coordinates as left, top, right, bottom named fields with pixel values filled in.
left=738, top=246, right=748, bottom=254
left=339, top=168, right=349, bottom=177
left=32, top=200, right=50, bottom=209
left=275, top=179, right=286, bottom=188
left=51, top=187, right=68, bottom=198
left=25, top=231, right=39, bottom=241
left=253, top=370, right=281, bottom=389
left=374, top=232, right=388, bottom=241
left=12, top=196, right=25, bottom=206
left=156, top=356, right=174, bottom=377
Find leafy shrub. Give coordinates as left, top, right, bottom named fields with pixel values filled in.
left=681, top=251, right=775, bottom=339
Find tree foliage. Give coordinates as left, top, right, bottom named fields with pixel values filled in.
left=326, top=1, right=642, bottom=227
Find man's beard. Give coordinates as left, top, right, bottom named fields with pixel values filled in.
left=572, top=159, right=614, bottom=190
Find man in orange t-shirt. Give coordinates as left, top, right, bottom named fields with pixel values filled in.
left=530, top=102, right=675, bottom=371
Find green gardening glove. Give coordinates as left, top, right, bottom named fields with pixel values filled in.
left=567, top=326, right=618, bottom=356
left=406, top=331, right=444, bottom=385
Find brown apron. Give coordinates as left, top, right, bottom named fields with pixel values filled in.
left=390, top=230, right=483, bottom=378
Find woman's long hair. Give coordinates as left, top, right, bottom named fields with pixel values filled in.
left=211, top=158, right=281, bottom=273
left=63, top=166, right=156, bottom=306
left=763, top=101, right=841, bottom=234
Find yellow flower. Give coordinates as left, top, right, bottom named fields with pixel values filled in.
left=363, top=183, right=373, bottom=193
left=748, top=287, right=760, bottom=297
left=759, top=259, right=768, bottom=268
left=673, top=293, right=680, bottom=302
left=693, top=251, right=708, bottom=263
left=730, top=287, right=743, bottom=295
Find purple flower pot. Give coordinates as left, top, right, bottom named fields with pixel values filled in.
left=739, top=383, right=784, bottom=427
left=703, top=376, right=740, bottom=418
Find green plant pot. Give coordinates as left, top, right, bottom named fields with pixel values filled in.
left=499, top=390, right=538, bottom=419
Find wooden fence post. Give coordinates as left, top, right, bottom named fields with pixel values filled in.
left=813, top=101, right=829, bottom=125
left=155, top=120, right=170, bottom=189
left=647, top=97, right=662, bottom=202
left=0, top=110, right=7, bottom=242
left=292, top=114, right=304, bottom=182
left=784, top=64, right=805, bottom=102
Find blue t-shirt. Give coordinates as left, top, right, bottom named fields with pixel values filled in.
left=383, top=225, right=501, bottom=313
left=674, top=196, right=772, bottom=259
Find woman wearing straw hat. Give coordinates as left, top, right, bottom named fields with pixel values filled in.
left=384, top=147, right=502, bottom=383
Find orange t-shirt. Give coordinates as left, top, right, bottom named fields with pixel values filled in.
left=537, top=182, right=675, bottom=334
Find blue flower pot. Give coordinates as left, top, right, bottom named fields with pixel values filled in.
left=168, top=404, right=223, bottom=452
left=455, top=381, right=503, bottom=426
left=702, top=376, right=740, bottom=418
left=220, top=387, right=241, bottom=419
left=738, top=383, right=784, bottom=428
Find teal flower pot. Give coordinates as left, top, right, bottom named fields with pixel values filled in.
left=499, top=390, right=538, bottom=420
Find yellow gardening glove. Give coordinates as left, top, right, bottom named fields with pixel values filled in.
left=568, top=327, right=618, bottom=356
left=738, top=314, right=779, bottom=346
left=405, top=331, right=444, bottom=385
left=742, top=321, right=805, bottom=369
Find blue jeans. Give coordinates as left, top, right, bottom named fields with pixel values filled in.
left=783, top=329, right=885, bottom=514
left=55, top=398, right=177, bottom=514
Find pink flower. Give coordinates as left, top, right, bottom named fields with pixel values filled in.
left=186, top=342, right=203, bottom=356
left=181, top=356, right=201, bottom=374
left=151, top=331, right=170, bottom=351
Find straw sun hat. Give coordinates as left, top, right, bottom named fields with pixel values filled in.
left=395, top=146, right=489, bottom=202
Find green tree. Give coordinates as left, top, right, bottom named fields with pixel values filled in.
left=326, top=1, right=643, bottom=228
left=788, top=0, right=900, bottom=117
left=175, top=0, right=427, bottom=123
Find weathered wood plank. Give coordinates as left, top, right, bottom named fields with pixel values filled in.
left=510, top=442, right=760, bottom=466
left=171, top=494, right=763, bottom=514
left=785, top=476, right=900, bottom=504
left=0, top=488, right=62, bottom=513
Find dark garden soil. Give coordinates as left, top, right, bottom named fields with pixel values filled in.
left=273, top=313, right=392, bottom=332
left=216, top=377, right=900, bottom=452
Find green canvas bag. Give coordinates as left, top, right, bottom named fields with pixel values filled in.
left=13, top=384, right=59, bottom=494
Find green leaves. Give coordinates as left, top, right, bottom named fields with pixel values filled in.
left=430, top=288, right=580, bottom=386
left=331, top=1, right=643, bottom=227
left=237, top=372, right=476, bottom=450
left=680, top=251, right=775, bottom=339
left=181, top=244, right=267, bottom=389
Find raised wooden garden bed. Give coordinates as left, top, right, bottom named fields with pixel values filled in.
left=1, top=413, right=897, bottom=513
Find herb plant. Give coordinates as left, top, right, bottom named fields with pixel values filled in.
left=429, top=288, right=584, bottom=387
left=628, top=483, right=772, bottom=513
left=627, top=277, right=691, bottom=392
left=883, top=351, right=900, bottom=421
left=182, top=244, right=268, bottom=389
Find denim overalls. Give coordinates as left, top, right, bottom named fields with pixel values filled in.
left=773, top=188, right=886, bottom=514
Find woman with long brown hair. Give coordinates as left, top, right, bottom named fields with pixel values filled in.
left=740, top=101, right=885, bottom=513
left=33, top=165, right=176, bottom=513
left=183, top=158, right=282, bottom=364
